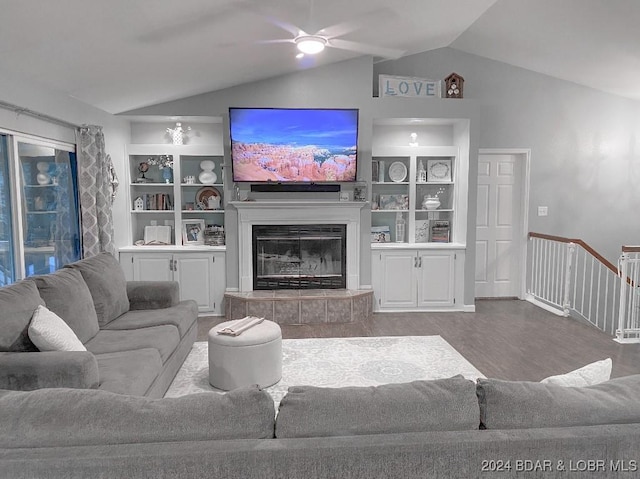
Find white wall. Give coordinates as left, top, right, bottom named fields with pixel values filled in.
left=375, top=47, right=640, bottom=263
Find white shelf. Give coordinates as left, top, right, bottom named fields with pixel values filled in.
left=126, top=144, right=227, bottom=247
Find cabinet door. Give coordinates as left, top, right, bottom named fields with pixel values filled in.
left=174, top=253, right=214, bottom=312
left=417, top=252, right=455, bottom=307
left=132, top=253, right=173, bottom=281
left=210, top=252, right=226, bottom=315
left=379, top=251, right=417, bottom=308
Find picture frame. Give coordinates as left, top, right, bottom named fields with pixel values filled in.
left=378, top=194, right=409, bottom=210
left=182, top=219, right=205, bottom=245
left=371, top=226, right=391, bottom=243
left=426, top=159, right=453, bottom=182
left=353, top=185, right=367, bottom=202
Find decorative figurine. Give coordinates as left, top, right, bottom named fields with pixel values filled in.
left=166, top=122, right=191, bottom=145
left=444, top=73, right=464, bottom=99
left=137, top=162, right=150, bottom=183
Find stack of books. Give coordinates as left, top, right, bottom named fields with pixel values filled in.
left=431, top=220, right=450, bottom=243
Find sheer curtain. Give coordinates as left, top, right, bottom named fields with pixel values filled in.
left=76, top=125, right=118, bottom=257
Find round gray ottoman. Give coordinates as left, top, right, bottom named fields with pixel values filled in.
left=208, top=319, right=282, bottom=391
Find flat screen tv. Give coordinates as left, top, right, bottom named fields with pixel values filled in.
left=229, top=107, right=358, bottom=182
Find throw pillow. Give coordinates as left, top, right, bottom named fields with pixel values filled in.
left=477, top=374, right=640, bottom=430
left=64, top=253, right=130, bottom=326
left=0, top=280, right=43, bottom=352
left=32, top=268, right=99, bottom=343
left=28, top=305, right=87, bottom=352
left=540, top=358, right=612, bottom=387
left=275, top=375, right=480, bottom=438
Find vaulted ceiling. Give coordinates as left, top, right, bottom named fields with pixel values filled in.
left=3, top=0, right=639, bottom=114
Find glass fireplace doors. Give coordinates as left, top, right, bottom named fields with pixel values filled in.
left=252, top=224, right=346, bottom=290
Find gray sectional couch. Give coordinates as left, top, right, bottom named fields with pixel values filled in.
left=0, top=253, right=198, bottom=397
left=2, top=375, right=640, bottom=478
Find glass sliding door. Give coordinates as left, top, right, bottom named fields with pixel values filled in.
left=0, top=135, right=15, bottom=286
left=17, top=140, right=81, bottom=278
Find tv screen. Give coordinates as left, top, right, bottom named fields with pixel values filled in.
left=229, top=108, right=358, bottom=182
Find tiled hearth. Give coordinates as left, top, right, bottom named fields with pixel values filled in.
left=224, top=289, right=373, bottom=325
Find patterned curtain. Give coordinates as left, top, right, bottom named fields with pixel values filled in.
left=76, top=125, right=118, bottom=257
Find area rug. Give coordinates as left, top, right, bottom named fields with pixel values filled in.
left=165, top=335, right=484, bottom=406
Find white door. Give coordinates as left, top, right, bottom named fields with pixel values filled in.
left=475, top=153, right=524, bottom=298
left=417, top=251, right=455, bottom=307
left=174, top=253, right=214, bottom=312
left=133, top=254, right=173, bottom=282
left=379, top=251, right=417, bottom=308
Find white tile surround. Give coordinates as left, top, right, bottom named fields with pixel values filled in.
left=231, top=200, right=367, bottom=293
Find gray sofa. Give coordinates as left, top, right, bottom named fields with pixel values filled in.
left=0, top=253, right=198, bottom=398
left=2, top=375, right=640, bottom=478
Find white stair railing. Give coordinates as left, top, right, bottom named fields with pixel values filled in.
left=527, top=233, right=620, bottom=337
left=616, top=247, right=640, bottom=342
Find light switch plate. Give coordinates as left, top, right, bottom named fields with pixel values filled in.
left=538, top=206, right=548, bottom=216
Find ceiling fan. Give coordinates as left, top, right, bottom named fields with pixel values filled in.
left=259, top=8, right=406, bottom=60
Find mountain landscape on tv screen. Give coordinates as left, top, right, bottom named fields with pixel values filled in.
left=229, top=108, right=359, bottom=182
left=231, top=142, right=357, bottom=182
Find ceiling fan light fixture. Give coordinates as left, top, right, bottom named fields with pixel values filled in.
left=295, top=35, right=327, bottom=54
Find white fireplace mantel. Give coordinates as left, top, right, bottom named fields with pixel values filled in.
left=231, top=200, right=367, bottom=292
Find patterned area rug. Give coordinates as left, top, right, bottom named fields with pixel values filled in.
left=165, top=335, right=484, bottom=405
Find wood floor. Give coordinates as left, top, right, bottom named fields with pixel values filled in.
left=198, top=299, right=640, bottom=382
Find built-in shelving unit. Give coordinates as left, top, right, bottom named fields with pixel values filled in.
left=369, top=117, right=470, bottom=312
left=126, top=144, right=225, bottom=247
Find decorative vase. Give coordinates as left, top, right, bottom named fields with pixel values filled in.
left=422, top=195, right=440, bottom=210
left=162, top=167, right=173, bottom=184
left=198, top=160, right=217, bottom=184
left=36, top=162, right=51, bottom=185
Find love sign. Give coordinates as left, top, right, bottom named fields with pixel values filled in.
left=379, top=74, right=441, bottom=98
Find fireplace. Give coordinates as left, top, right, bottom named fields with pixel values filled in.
left=233, top=200, right=366, bottom=292
left=252, top=224, right=346, bottom=290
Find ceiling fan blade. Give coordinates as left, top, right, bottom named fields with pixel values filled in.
left=317, top=8, right=395, bottom=39
left=328, top=39, right=405, bottom=59
left=264, top=16, right=305, bottom=37
left=256, top=38, right=295, bottom=45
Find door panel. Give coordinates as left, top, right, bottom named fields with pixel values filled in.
left=417, top=252, right=454, bottom=307
left=380, top=252, right=416, bottom=308
left=133, top=255, right=172, bottom=281
left=175, top=254, right=213, bottom=312
left=475, top=154, right=522, bottom=298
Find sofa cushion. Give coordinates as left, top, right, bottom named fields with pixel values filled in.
left=103, top=300, right=198, bottom=337
left=64, top=252, right=129, bottom=326
left=477, top=374, right=640, bottom=429
left=28, top=305, right=87, bottom=352
left=94, top=348, right=163, bottom=396
left=0, top=385, right=275, bottom=448
left=32, top=268, right=99, bottom=344
left=540, top=358, right=612, bottom=387
left=275, top=375, right=479, bottom=438
left=0, top=280, right=43, bottom=352
left=85, top=325, right=180, bottom=363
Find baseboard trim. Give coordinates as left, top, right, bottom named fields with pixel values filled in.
left=525, top=295, right=567, bottom=316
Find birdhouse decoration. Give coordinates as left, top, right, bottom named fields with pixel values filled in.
left=134, top=196, right=145, bottom=211
left=444, top=73, right=464, bottom=99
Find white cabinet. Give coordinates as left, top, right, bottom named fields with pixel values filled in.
left=371, top=248, right=462, bottom=311
left=119, top=250, right=226, bottom=315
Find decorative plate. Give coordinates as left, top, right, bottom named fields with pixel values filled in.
left=196, top=186, right=221, bottom=210
left=388, top=161, right=407, bottom=182
left=427, top=159, right=452, bottom=182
